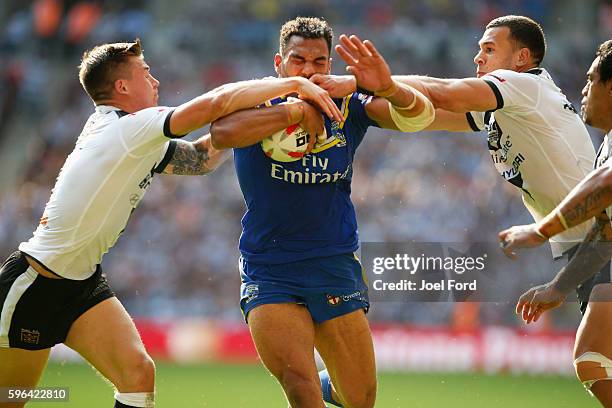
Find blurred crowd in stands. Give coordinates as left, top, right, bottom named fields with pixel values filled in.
left=0, top=0, right=610, bottom=328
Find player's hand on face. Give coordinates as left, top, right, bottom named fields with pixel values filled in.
left=498, top=224, right=547, bottom=259
left=295, top=77, right=343, bottom=123
left=310, top=74, right=356, bottom=99
left=335, top=34, right=393, bottom=94
left=516, top=283, right=566, bottom=324
left=298, top=100, right=325, bottom=154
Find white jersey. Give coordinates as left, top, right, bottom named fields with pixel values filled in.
left=595, top=132, right=612, bottom=218
left=467, top=68, right=596, bottom=257
left=19, top=105, right=180, bottom=279
left=595, top=132, right=612, bottom=169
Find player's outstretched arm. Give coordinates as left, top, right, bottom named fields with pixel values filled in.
left=393, top=75, right=499, bottom=114
left=337, top=38, right=498, bottom=116
left=424, top=109, right=475, bottom=132
left=162, top=135, right=230, bottom=175
left=516, top=216, right=612, bottom=324
left=335, top=34, right=435, bottom=132
left=499, top=165, right=612, bottom=255
left=210, top=99, right=324, bottom=150
left=310, top=74, right=473, bottom=132
left=168, top=77, right=342, bottom=136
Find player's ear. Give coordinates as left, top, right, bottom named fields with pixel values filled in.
left=114, top=79, right=129, bottom=96
left=516, top=47, right=530, bottom=68
left=274, top=53, right=282, bottom=75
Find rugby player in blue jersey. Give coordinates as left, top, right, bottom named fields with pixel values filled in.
left=210, top=17, right=434, bottom=408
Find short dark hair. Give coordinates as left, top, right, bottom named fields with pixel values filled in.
left=78, top=39, right=142, bottom=102
left=596, top=40, right=612, bottom=83
left=279, top=17, right=333, bottom=56
left=486, top=15, right=546, bottom=65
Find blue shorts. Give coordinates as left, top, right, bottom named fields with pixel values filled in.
left=239, top=253, right=369, bottom=324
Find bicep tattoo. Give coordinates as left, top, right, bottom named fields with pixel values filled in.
left=166, top=140, right=211, bottom=175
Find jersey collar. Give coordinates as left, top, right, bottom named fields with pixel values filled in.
left=95, top=105, right=129, bottom=117
left=526, top=67, right=553, bottom=81
left=526, top=68, right=543, bottom=75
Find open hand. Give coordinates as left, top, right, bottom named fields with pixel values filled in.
left=516, top=283, right=566, bottom=324
left=335, top=34, right=393, bottom=94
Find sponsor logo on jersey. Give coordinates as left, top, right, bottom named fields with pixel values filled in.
left=330, top=121, right=346, bottom=147
left=486, top=120, right=503, bottom=152
left=270, top=156, right=351, bottom=185
left=486, top=116, right=529, bottom=194
left=139, top=168, right=155, bottom=190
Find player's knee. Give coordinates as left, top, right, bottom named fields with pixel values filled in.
left=574, top=351, right=612, bottom=392
left=277, top=367, right=321, bottom=402
left=341, top=381, right=376, bottom=408
left=115, top=352, right=156, bottom=392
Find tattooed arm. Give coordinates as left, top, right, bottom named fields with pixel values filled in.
left=163, top=134, right=230, bottom=175
left=537, top=165, right=612, bottom=238
left=550, top=213, right=612, bottom=293
left=515, top=214, right=612, bottom=324
left=499, top=164, right=612, bottom=256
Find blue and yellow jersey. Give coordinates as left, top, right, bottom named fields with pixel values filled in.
left=233, top=92, right=378, bottom=264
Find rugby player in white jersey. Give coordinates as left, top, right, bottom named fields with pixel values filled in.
left=499, top=40, right=612, bottom=406
left=0, top=39, right=342, bottom=408
left=322, top=16, right=595, bottom=258
left=324, top=14, right=605, bottom=402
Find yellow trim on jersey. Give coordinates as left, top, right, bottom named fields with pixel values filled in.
left=339, top=93, right=352, bottom=129
left=311, top=137, right=340, bottom=153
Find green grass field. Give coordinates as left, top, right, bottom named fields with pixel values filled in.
left=34, top=362, right=597, bottom=407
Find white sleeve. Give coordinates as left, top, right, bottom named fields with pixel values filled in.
left=480, top=69, right=541, bottom=115
left=153, top=140, right=179, bottom=174
left=118, top=106, right=185, bottom=149
left=466, top=111, right=485, bottom=131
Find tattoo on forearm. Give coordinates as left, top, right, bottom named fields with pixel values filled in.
left=564, top=186, right=612, bottom=227
left=169, top=141, right=211, bottom=175
left=552, top=217, right=612, bottom=294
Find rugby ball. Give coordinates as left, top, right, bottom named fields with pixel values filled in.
left=261, top=124, right=327, bottom=162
